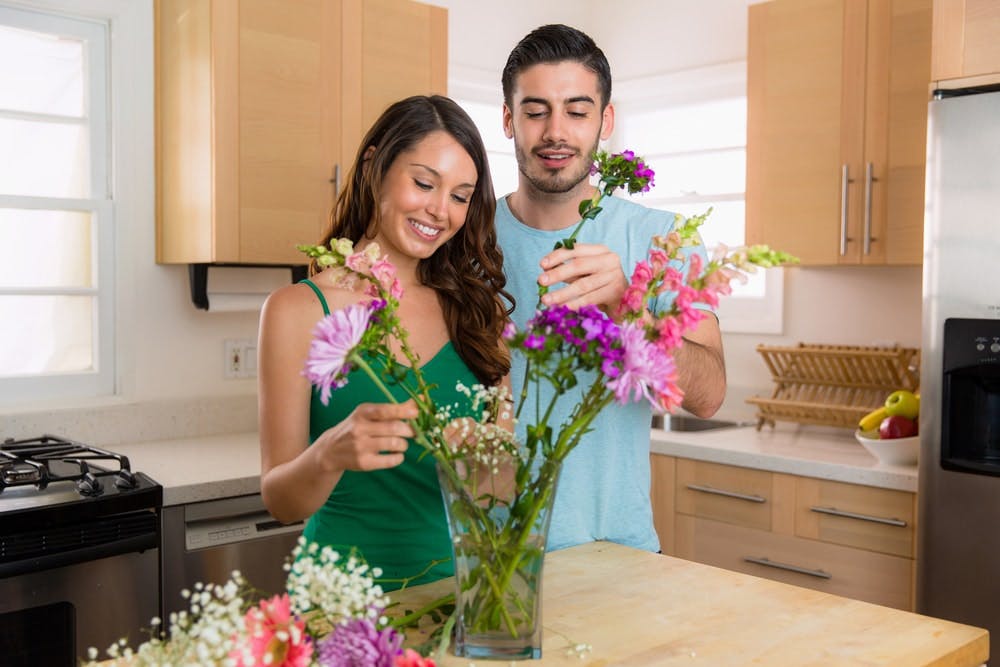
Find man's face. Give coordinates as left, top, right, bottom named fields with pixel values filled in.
left=503, top=61, right=614, bottom=196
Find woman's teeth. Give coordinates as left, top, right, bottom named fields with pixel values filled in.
left=410, top=220, right=441, bottom=237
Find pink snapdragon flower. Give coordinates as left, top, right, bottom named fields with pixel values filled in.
left=303, top=303, right=372, bottom=405
left=230, top=594, right=313, bottom=667
left=370, top=258, right=404, bottom=300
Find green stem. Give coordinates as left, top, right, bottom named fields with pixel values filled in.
left=389, top=592, right=455, bottom=628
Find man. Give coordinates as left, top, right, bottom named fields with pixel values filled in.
left=496, top=24, right=726, bottom=552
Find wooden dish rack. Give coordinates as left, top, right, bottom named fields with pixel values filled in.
left=746, top=343, right=921, bottom=430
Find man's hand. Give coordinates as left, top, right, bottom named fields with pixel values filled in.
left=537, top=243, right=628, bottom=316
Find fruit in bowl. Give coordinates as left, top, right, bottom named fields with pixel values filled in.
left=879, top=414, right=918, bottom=439
left=855, top=388, right=921, bottom=465
left=884, top=389, right=920, bottom=420
left=855, top=428, right=919, bottom=466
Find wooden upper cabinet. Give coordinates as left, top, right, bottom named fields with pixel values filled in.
left=746, top=0, right=931, bottom=266
left=155, top=0, right=447, bottom=265
left=932, top=0, right=1000, bottom=85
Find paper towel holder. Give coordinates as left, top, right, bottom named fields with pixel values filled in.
left=189, top=263, right=309, bottom=310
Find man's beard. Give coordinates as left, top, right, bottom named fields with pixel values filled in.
left=514, top=133, right=601, bottom=195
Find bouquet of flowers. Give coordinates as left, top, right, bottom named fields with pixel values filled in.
left=85, top=538, right=435, bottom=667
left=296, top=149, right=795, bottom=659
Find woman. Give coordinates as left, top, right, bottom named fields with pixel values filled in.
left=258, top=96, right=511, bottom=589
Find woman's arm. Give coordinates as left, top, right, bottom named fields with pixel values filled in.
left=257, top=284, right=416, bottom=523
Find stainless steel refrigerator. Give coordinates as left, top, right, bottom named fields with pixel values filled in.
left=918, top=84, right=1000, bottom=646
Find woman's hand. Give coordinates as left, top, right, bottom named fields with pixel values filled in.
left=313, top=400, right=419, bottom=472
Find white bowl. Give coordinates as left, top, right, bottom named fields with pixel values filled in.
left=855, top=429, right=919, bottom=466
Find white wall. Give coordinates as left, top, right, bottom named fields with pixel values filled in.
left=4, top=0, right=924, bottom=435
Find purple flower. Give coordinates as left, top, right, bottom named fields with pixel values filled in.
left=502, top=321, right=517, bottom=339
left=617, top=150, right=635, bottom=161
left=524, top=333, right=546, bottom=350
left=316, top=616, right=403, bottom=667
left=303, top=303, right=372, bottom=405
left=605, top=322, right=677, bottom=408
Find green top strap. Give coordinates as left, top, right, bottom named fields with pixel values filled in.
left=300, top=278, right=330, bottom=315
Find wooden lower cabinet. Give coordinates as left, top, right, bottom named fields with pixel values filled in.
left=674, top=514, right=913, bottom=610
left=651, top=454, right=916, bottom=610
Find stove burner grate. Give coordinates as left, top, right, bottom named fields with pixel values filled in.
left=0, top=434, right=138, bottom=496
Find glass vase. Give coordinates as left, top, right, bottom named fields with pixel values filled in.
left=436, top=458, right=561, bottom=660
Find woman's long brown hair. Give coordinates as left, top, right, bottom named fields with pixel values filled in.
left=312, top=95, right=512, bottom=386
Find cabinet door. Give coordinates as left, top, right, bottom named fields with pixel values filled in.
left=650, top=454, right=676, bottom=555
left=341, top=0, right=448, bottom=169
left=863, top=0, right=931, bottom=265
left=795, top=477, right=916, bottom=557
left=675, top=514, right=914, bottom=610
left=747, top=0, right=866, bottom=266
left=932, top=0, right=1000, bottom=82
left=675, top=459, right=776, bottom=531
left=237, top=0, right=342, bottom=264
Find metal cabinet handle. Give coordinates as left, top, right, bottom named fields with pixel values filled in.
left=744, top=556, right=832, bottom=579
left=863, top=162, right=877, bottom=255
left=840, top=164, right=851, bottom=256
left=686, top=483, right=766, bottom=503
left=329, top=163, right=341, bottom=198
left=810, top=505, right=907, bottom=527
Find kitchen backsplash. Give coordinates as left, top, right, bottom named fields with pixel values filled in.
left=2, top=394, right=257, bottom=447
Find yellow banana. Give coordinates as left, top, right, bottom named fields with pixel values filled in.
left=859, top=406, right=889, bottom=431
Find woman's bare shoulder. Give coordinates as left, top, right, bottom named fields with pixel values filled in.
left=261, top=276, right=360, bottom=322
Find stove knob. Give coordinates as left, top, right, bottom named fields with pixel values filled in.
left=77, top=473, right=103, bottom=497
left=115, top=470, right=138, bottom=489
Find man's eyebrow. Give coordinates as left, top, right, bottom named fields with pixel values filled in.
left=519, top=95, right=596, bottom=107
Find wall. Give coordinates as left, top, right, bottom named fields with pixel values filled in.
left=2, top=0, right=924, bottom=439
left=433, top=0, right=925, bottom=420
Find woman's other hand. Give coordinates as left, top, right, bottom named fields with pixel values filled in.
left=314, top=400, right=419, bottom=472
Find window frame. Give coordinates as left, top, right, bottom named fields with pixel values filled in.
left=0, top=1, right=121, bottom=404
left=612, top=62, right=785, bottom=335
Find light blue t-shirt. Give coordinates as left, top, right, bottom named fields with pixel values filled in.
left=496, top=194, right=709, bottom=552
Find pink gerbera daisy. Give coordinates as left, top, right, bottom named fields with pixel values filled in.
left=606, top=322, right=679, bottom=410
left=230, top=594, right=313, bottom=667
left=303, top=303, right=371, bottom=405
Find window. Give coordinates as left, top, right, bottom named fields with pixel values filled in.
left=456, top=98, right=518, bottom=198
left=615, top=66, right=784, bottom=334
left=0, top=5, right=114, bottom=401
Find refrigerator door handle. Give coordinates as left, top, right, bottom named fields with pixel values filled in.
left=810, top=505, right=907, bottom=527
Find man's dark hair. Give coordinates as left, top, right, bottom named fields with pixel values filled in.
left=501, top=24, right=612, bottom=109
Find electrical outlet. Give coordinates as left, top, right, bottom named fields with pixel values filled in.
left=223, top=339, right=256, bottom=379
left=224, top=339, right=243, bottom=379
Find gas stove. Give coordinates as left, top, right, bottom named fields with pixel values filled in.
left=0, top=434, right=162, bottom=576
left=0, top=435, right=163, bottom=664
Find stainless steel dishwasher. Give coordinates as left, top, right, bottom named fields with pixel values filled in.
left=161, top=493, right=304, bottom=620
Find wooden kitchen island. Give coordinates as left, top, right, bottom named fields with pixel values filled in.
left=392, top=541, right=988, bottom=666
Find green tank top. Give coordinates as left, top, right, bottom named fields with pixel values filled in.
left=299, top=279, right=475, bottom=591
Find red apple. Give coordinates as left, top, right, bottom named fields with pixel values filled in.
left=879, top=415, right=918, bottom=439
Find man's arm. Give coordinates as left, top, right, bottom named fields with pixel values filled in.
left=673, top=314, right=726, bottom=418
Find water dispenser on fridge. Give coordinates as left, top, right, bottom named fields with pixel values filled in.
left=940, top=318, right=1000, bottom=474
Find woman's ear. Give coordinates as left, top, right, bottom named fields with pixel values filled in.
left=362, top=145, right=376, bottom=162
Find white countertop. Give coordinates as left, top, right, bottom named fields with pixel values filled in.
left=651, top=422, right=918, bottom=492
left=112, top=432, right=261, bottom=506
left=110, top=422, right=917, bottom=508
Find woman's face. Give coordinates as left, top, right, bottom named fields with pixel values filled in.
left=374, top=130, right=478, bottom=264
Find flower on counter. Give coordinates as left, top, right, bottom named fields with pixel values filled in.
left=84, top=538, right=436, bottom=667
